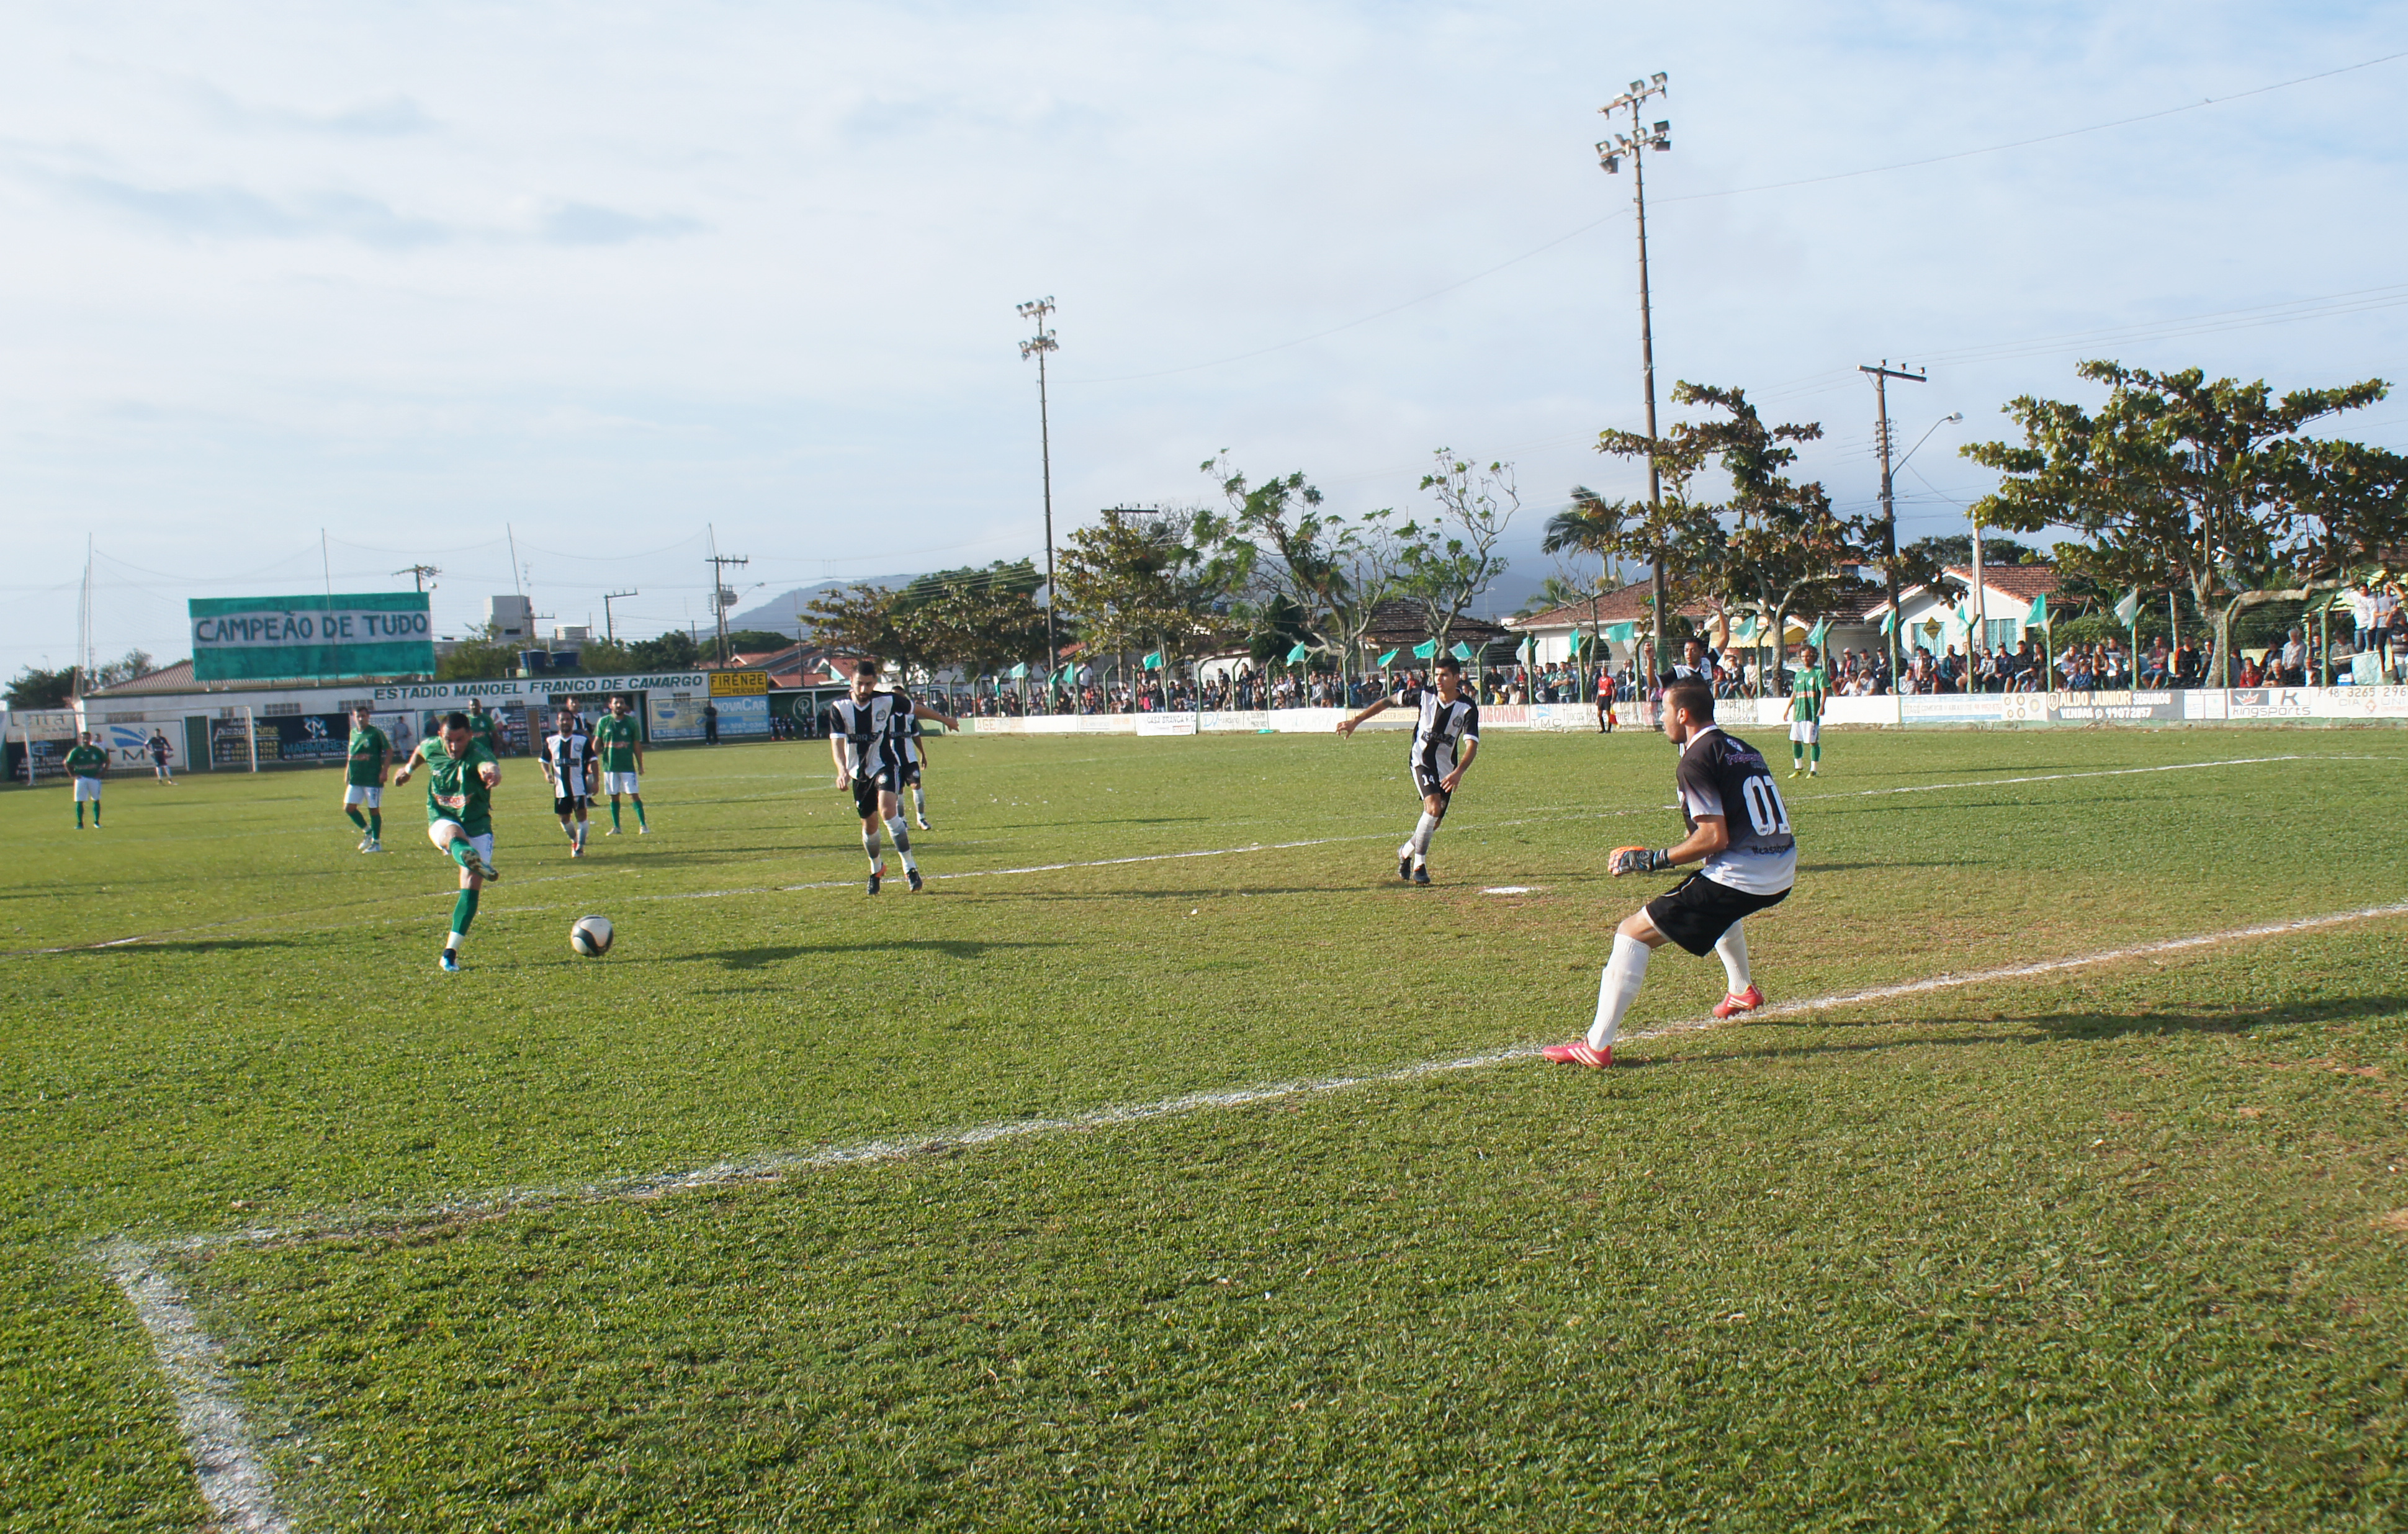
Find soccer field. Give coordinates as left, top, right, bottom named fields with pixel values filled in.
left=6, top=727, right=2406, bottom=1532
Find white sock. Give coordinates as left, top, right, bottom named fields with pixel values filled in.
left=863, top=827, right=883, bottom=868
left=912, top=784, right=927, bottom=817
left=886, top=816, right=917, bottom=873
left=444, top=931, right=462, bottom=953
left=575, top=820, right=587, bottom=848
left=1587, top=933, right=1650, bottom=1051
left=1408, top=810, right=1439, bottom=863
left=1715, top=923, right=1750, bottom=995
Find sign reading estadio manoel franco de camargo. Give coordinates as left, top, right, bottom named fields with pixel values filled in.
left=189, top=593, right=438, bottom=682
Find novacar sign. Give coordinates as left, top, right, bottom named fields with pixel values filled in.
left=190, top=593, right=436, bottom=681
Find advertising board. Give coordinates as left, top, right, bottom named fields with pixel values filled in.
left=192, top=593, right=435, bottom=681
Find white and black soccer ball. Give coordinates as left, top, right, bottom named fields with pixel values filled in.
left=570, top=915, right=614, bottom=958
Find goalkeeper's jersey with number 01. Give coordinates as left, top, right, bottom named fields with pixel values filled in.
left=1673, top=727, right=1795, bottom=895
left=419, top=741, right=498, bottom=836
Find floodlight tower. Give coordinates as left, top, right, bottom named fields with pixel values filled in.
left=1598, top=72, right=1671, bottom=683
left=1018, top=297, right=1061, bottom=688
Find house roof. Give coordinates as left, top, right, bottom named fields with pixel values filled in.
left=1951, top=563, right=2060, bottom=602
left=1361, top=599, right=1512, bottom=645
left=79, top=659, right=200, bottom=697
left=1505, top=583, right=1663, bottom=631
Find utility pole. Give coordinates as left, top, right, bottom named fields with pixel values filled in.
left=1598, top=73, right=1671, bottom=686
left=1018, top=297, right=1061, bottom=691
left=392, top=564, right=441, bottom=593
left=1861, top=360, right=1927, bottom=692
left=703, top=529, right=748, bottom=667
left=601, top=590, right=637, bottom=645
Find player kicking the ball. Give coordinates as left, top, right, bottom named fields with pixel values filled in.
left=1787, top=644, right=1828, bottom=778
left=829, top=658, right=959, bottom=893
left=1543, top=680, right=1794, bottom=1069
left=1336, top=653, right=1479, bottom=886
left=594, top=695, right=647, bottom=834
left=393, top=711, right=502, bottom=972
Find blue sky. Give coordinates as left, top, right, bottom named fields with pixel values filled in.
left=4, top=1, right=2405, bottom=668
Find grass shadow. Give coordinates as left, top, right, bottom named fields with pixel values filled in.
left=657, top=938, right=1070, bottom=970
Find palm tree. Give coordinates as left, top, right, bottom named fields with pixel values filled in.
left=1542, top=489, right=1632, bottom=689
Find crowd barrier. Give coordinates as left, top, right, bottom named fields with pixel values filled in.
left=963, top=686, right=2408, bottom=737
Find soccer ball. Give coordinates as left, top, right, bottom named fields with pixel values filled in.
left=570, top=915, right=614, bottom=958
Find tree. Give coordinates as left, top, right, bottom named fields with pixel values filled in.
left=1056, top=508, right=1242, bottom=683
left=1964, top=361, right=2392, bottom=684
left=438, top=624, right=518, bottom=681
left=91, top=648, right=157, bottom=688
left=1203, top=454, right=1406, bottom=678
left=905, top=561, right=1051, bottom=680
left=1595, top=408, right=1728, bottom=683
left=5, top=665, right=76, bottom=709
left=1903, top=534, right=2046, bottom=567
left=621, top=630, right=703, bottom=672
left=1540, top=490, right=1632, bottom=685
left=802, top=584, right=917, bottom=675
left=1398, top=450, right=1518, bottom=654
left=722, top=629, right=799, bottom=654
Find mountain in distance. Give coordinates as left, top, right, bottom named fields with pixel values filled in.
left=729, top=576, right=920, bottom=635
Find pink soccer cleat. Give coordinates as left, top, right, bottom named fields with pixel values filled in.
left=1540, top=1041, right=1614, bottom=1069
left=1713, top=985, right=1765, bottom=1020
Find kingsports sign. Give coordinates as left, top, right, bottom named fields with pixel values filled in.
left=190, top=593, right=435, bottom=682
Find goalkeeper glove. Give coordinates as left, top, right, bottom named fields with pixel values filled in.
left=1609, top=845, right=1672, bottom=876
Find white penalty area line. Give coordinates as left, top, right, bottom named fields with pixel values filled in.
left=101, top=893, right=2408, bottom=1534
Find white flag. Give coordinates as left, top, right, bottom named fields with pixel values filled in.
left=2114, top=589, right=2140, bottom=628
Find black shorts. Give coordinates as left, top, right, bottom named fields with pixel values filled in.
left=1411, top=764, right=1453, bottom=807
left=553, top=793, right=590, bottom=815
left=899, top=758, right=922, bottom=785
left=1645, top=872, right=1790, bottom=956
left=850, top=768, right=891, bottom=818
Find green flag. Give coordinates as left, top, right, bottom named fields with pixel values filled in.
left=2113, top=588, right=2140, bottom=628
left=1807, top=617, right=1831, bottom=648
left=1375, top=648, right=1399, bottom=667
left=2028, top=593, right=2049, bottom=629
left=1412, top=640, right=1436, bottom=659
left=1605, top=621, right=1635, bottom=644
left=1879, top=609, right=1896, bottom=636
left=1010, top=662, right=1029, bottom=680
left=1142, top=650, right=1164, bottom=671
left=1286, top=642, right=1311, bottom=663
left=1450, top=640, right=1475, bottom=662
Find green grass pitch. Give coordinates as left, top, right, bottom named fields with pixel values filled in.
left=4, top=727, right=2405, bottom=1531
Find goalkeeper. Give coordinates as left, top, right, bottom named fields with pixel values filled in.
left=1543, top=680, right=1796, bottom=1070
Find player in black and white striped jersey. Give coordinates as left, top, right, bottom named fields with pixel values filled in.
left=1335, top=653, right=1480, bottom=886
left=829, top=658, right=958, bottom=894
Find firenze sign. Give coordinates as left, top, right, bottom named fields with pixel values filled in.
left=190, top=593, right=436, bottom=682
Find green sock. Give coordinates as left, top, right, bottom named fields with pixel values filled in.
left=451, top=889, right=479, bottom=936
left=1811, top=743, right=1822, bottom=765
left=1792, top=743, right=1803, bottom=766
left=346, top=807, right=368, bottom=830
left=610, top=799, right=622, bottom=831
left=448, top=839, right=477, bottom=871
left=76, top=803, right=84, bottom=827
left=369, top=810, right=382, bottom=838
left=633, top=797, right=646, bottom=828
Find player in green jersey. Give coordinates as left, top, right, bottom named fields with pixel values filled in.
left=593, top=695, right=647, bottom=834
left=63, top=732, right=109, bottom=828
left=342, top=704, right=392, bottom=853
left=392, top=711, right=503, bottom=972
left=464, top=697, right=507, bottom=757
left=1787, top=644, right=1828, bottom=778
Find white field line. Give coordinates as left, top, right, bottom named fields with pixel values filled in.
left=101, top=891, right=2408, bottom=1532
left=101, top=1244, right=288, bottom=1534
left=17, top=750, right=2329, bottom=958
